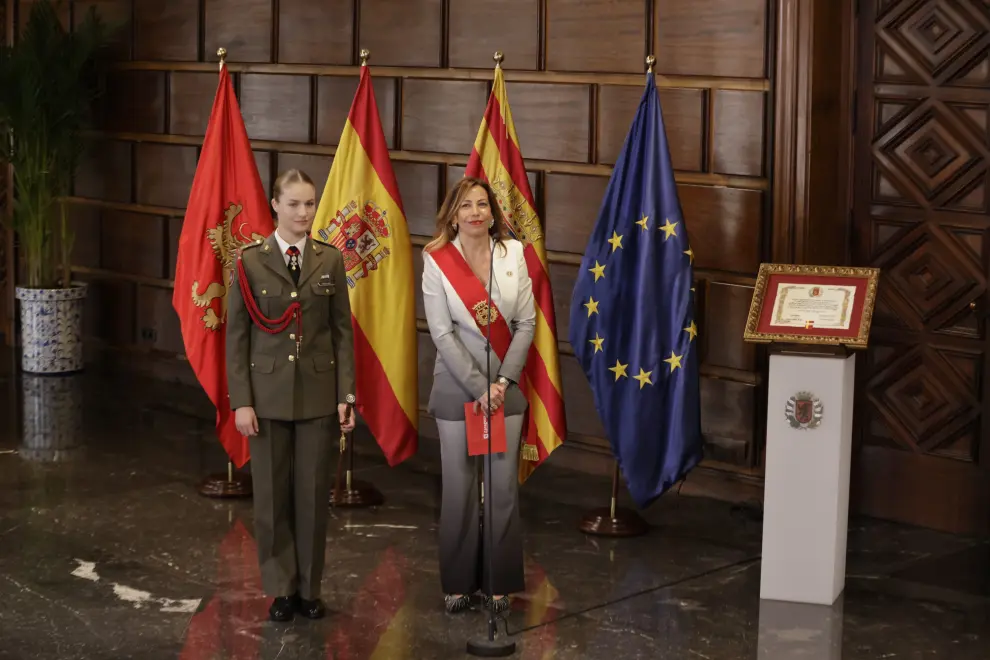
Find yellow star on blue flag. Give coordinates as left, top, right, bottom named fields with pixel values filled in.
left=568, top=71, right=702, bottom=509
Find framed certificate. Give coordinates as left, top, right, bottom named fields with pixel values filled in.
left=743, top=264, right=880, bottom=348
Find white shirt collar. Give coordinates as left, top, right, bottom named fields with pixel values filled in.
left=274, top=231, right=307, bottom=264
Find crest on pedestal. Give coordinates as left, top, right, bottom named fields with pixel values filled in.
left=785, top=391, right=823, bottom=430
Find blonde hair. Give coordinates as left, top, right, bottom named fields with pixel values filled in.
left=424, top=177, right=509, bottom=254
left=272, top=168, right=315, bottom=201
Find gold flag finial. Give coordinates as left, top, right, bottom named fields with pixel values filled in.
left=494, top=51, right=504, bottom=69
left=217, top=47, right=227, bottom=72
left=646, top=55, right=656, bottom=74
left=360, top=49, right=370, bottom=66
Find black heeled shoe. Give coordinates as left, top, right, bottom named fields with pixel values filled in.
left=483, top=595, right=509, bottom=613
left=444, top=594, right=471, bottom=613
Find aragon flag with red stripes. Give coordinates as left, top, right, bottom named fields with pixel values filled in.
left=465, top=58, right=567, bottom=483
left=172, top=61, right=274, bottom=468
left=311, top=62, right=419, bottom=466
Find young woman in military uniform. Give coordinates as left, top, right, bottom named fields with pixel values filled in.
left=226, top=169, right=357, bottom=622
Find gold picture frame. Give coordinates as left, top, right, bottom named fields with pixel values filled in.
left=743, top=263, right=880, bottom=348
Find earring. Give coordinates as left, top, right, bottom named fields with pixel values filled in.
left=488, top=219, right=494, bottom=228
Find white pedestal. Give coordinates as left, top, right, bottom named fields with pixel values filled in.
left=760, top=353, right=855, bottom=605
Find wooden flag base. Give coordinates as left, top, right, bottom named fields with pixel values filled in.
left=330, top=477, right=385, bottom=508
left=199, top=462, right=252, bottom=498
left=578, top=507, right=648, bottom=537
left=578, top=461, right=647, bottom=537
left=330, top=423, right=384, bottom=508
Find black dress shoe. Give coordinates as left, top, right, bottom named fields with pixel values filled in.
left=269, top=596, right=297, bottom=622
left=298, top=597, right=326, bottom=619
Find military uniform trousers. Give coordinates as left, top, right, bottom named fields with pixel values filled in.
left=250, top=413, right=337, bottom=601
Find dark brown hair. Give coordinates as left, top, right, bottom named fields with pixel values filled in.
left=424, top=177, right=508, bottom=253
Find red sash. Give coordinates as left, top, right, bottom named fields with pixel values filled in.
left=430, top=243, right=513, bottom=359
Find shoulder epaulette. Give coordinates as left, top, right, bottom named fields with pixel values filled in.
left=236, top=238, right=264, bottom=258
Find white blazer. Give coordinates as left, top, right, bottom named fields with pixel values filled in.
left=421, top=236, right=536, bottom=420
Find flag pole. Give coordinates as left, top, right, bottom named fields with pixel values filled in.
left=574, top=53, right=658, bottom=539
left=196, top=46, right=252, bottom=500
left=325, top=48, right=385, bottom=509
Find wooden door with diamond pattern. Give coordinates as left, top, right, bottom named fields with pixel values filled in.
left=853, top=0, right=990, bottom=534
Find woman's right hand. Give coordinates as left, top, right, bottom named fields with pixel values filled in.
left=472, top=384, right=505, bottom=415
left=235, top=406, right=259, bottom=436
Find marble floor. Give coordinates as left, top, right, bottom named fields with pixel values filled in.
left=0, top=356, right=987, bottom=659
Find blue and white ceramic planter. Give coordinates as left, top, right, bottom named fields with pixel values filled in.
left=15, top=283, right=88, bottom=374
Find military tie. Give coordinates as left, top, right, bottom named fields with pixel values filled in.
left=286, top=246, right=301, bottom=286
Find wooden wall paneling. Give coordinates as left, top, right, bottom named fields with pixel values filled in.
left=254, top=150, right=273, bottom=198
left=167, top=217, right=182, bottom=280
left=74, top=139, right=132, bottom=202
left=546, top=0, right=645, bottom=73
left=448, top=0, right=539, bottom=70
left=358, top=0, right=442, bottom=68
left=100, top=210, right=165, bottom=279
left=169, top=72, right=222, bottom=136
left=274, top=153, right=333, bottom=203
left=137, top=286, right=184, bottom=353
left=134, top=1, right=199, bottom=61
left=543, top=173, right=608, bottom=254
left=655, top=0, right=768, bottom=79
left=316, top=75, right=397, bottom=148
left=99, top=71, right=166, bottom=134
left=1, top=0, right=9, bottom=344
left=700, top=377, right=757, bottom=465
left=74, top=0, right=132, bottom=60
left=560, top=355, right=607, bottom=441
left=548, top=262, right=578, bottom=341
left=394, top=162, right=442, bottom=238
left=703, top=282, right=757, bottom=372
left=83, top=279, right=136, bottom=344
left=504, top=82, right=591, bottom=162
left=851, top=0, right=990, bottom=534
left=204, top=0, right=272, bottom=64
left=598, top=85, right=704, bottom=170
left=771, top=0, right=856, bottom=266
left=712, top=90, right=766, bottom=177
left=680, top=185, right=763, bottom=274
left=240, top=74, right=312, bottom=143
left=277, top=0, right=353, bottom=65
left=135, top=144, right=198, bottom=209
left=68, top=206, right=102, bottom=269
left=402, top=80, right=489, bottom=154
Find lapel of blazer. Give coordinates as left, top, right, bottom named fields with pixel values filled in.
left=296, top=237, right=321, bottom=287
left=492, top=240, right=516, bottom=321
left=259, top=233, right=295, bottom=287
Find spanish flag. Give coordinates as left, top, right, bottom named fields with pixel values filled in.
left=312, top=63, right=418, bottom=466
left=465, top=60, right=567, bottom=482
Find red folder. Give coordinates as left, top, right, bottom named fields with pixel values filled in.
left=464, top=404, right=507, bottom=456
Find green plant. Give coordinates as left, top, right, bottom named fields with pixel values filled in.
left=0, top=0, right=110, bottom=288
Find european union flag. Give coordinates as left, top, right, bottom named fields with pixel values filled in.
left=569, top=73, right=703, bottom=509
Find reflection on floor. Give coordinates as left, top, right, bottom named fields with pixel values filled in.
left=0, top=357, right=987, bottom=659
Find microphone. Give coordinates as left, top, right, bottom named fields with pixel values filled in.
left=467, top=234, right=515, bottom=656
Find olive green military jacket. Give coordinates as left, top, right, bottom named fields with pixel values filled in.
left=226, top=232, right=356, bottom=421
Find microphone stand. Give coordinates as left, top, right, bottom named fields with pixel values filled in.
left=467, top=237, right=515, bottom=657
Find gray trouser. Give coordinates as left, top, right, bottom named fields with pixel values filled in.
left=249, top=416, right=334, bottom=600
left=436, top=414, right=525, bottom=596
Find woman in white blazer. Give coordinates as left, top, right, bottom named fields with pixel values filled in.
left=421, top=177, right=536, bottom=614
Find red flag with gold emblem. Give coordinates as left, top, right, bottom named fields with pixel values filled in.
left=172, top=63, right=273, bottom=467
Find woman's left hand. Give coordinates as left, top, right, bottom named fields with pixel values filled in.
left=338, top=403, right=356, bottom=432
